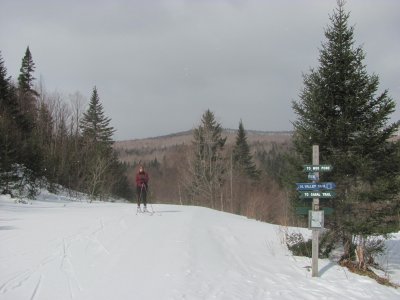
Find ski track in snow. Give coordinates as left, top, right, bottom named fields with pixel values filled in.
left=30, top=274, right=41, bottom=300
left=0, top=199, right=400, bottom=300
left=0, top=201, right=123, bottom=299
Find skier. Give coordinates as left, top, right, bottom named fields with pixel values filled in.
left=136, top=165, right=149, bottom=212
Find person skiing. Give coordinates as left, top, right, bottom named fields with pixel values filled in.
left=136, top=165, right=149, bottom=211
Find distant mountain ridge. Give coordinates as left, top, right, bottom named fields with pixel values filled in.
left=117, top=129, right=293, bottom=142
left=114, top=129, right=293, bottom=164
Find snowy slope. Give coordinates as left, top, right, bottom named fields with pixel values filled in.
left=0, top=195, right=399, bottom=300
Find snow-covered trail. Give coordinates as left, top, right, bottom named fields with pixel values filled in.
left=0, top=199, right=399, bottom=300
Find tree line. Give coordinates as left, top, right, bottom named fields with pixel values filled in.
left=183, top=111, right=272, bottom=214
left=0, top=47, right=131, bottom=200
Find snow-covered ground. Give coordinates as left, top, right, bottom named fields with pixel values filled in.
left=0, top=192, right=399, bottom=300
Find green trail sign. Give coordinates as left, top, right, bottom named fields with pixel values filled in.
left=303, top=165, right=333, bottom=172
left=299, top=191, right=336, bottom=198
left=296, top=182, right=336, bottom=190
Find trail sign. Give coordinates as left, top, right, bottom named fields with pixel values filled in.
left=303, top=165, right=333, bottom=172
left=299, top=191, right=336, bottom=198
left=308, top=173, right=319, bottom=181
left=296, top=182, right=336, bottom=191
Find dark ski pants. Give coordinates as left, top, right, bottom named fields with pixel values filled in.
left=136, top=185, right=147, bottom=207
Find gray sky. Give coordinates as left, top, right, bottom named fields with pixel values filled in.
left=1, top=0, right=399, bottom=140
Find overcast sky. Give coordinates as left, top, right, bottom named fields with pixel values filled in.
left=1, top=0, right=399, bottom=140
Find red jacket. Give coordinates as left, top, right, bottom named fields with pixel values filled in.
left=136, top=171, right=149, bottom=187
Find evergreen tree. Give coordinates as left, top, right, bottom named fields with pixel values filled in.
left=232, top=120, right=260, bottom=181
left=80, top=87, right=116, bottom=199
left=190, top=109, right=226, bottom=208
left=80, top=86, right=114, bottom=150
left=16, top=47, right=46, bottom=190
left=292, top=0, right=400, bottom=268
left=17, top=46, right=38, bottom=132
left=18, top=47, right=36, bottom=93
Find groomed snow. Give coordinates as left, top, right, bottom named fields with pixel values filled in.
left=0, top=193, right=399, bottom=300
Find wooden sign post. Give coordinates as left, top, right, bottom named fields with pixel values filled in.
left=311, top=145, right=320, bottom=277
left=296, top=145, right=335, bottom=277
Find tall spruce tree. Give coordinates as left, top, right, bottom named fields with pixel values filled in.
left=17, top=47, right=39, bottom=133
left=18, top=47, right=36, bottom=93
left=190, top=109, right=227, bottom=208
left=232, top=120, right=260, bottom=181
left=292, top=0, right=400, bottom=269
left=17, top=47, right=45, bottom=177
left=80, top=87, right=116, bottom=199
left=80, top=86, right=114, bottom=149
